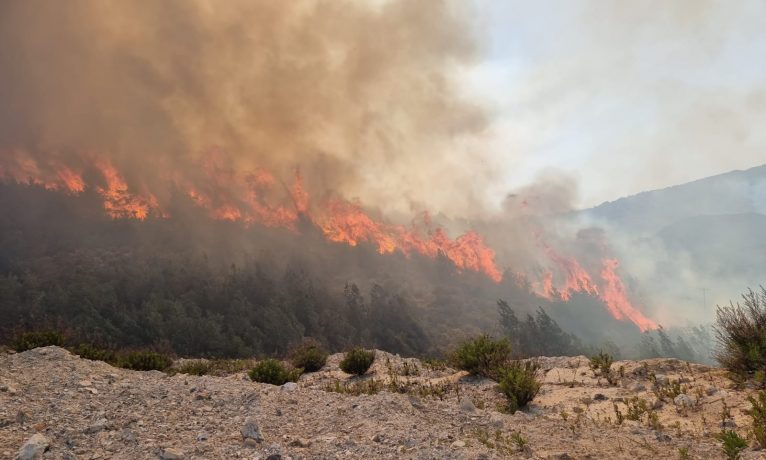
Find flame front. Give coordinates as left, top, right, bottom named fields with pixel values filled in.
left=0, top=150, right=657, bottom=331
left=0, top=151, right=502, bottom=282
left=530, top=238, right=658, bottom=332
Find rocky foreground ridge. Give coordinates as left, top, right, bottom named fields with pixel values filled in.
left=1, top=346, right=764, bottom=459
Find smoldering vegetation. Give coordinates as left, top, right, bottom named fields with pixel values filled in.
left=0, top=184, right=711, bottom=362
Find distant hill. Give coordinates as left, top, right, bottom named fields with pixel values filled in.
left=582, top=164, right=766, bottom=236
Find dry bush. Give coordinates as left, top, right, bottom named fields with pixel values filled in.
left=714, top=287, right=766, bottom=377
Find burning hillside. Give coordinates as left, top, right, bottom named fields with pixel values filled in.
left=0, top=0, right=662, bottom=337
left=0, top=149, right=656, bottom=332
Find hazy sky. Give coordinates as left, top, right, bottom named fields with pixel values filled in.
left=468, top=0, right=766, bottom=208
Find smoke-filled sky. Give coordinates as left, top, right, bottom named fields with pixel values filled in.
left=1, top=0, right=765, bottom=216
left=471, top=0, right=766, bottom=208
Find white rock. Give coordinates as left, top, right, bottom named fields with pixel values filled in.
left=450, top=440, right=466, bottom=448
left=459, top=398, right=476, bottom=413
left=241, top=417, right=263, bottom=443
left=281, top=382, right=298, bottom=392
left=674, top=394, right=694, bottom=407
left=16, top=433, right=50, bottom=460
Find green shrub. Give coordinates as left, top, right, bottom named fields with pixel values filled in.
left=339, top=347, right=375, bottom=375
left=589, top=351, right=616, bottom=384
left=497, top=361, right=541, bottom=413
left=747, top=389, right=766, bottom=449
left=13, top=330, right=65, bottom=352
left=451, top=335, right=511, bottom=378
left=290, top=339, right=329, bottom=373
left=117, top=350, right=173, bottom=371
left=176, top=360, right=212, bottom=376
left=716, top=430, right=748, bottom=459
left=71, top=343, right=117, bottom=363
left=715, top=287, right=766, bottom=377
left=176, top=358, right=256, bottom=376
left=249, top=358, right=301, bottom=385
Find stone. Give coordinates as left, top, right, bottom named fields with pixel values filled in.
left=241, top=417, right=263, bottom=443
left=281, top=382, right=298, bottom=391
left=243, top=438, right=260, bottom=448
left=674, top=394, right=694, bottom=407
left=631, top=383, right=646, bottom=392
left=16, top=433, right=50, bottom=460
left=654, top=374, right=669, bottom=386
left=371, top=434, right=383, bottom=443
left=289, top=438, right=311, bottom=448
left=159, top=447, right=184, bottom=459
left=265, top=455, right=282, bottom=460
left=120, top=428, right=137, bottom=442
left=84, top=418, right=109, bottom=434
left=408, top=395, right=425, bottom=410
left=196, top=431, right=210, bottom=441
left=16, top=410, right=29, bottom=425
left=593, top=393, right=609, bottom=401
left=459, top=398, right=476, bottom=413
left=706, top=386, right=718, bottom=396
left=450, top=440, right=466, bottom=448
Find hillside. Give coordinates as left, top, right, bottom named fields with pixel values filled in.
left=582, top=164, right=766, bottom=236
left=1, top=346, right=762, bottom=459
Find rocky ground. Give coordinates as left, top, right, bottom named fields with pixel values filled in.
left=1, top=346, right=765, bottom=459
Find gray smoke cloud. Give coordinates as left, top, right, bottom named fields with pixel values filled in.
left=0, top=0, right=494, bottom=216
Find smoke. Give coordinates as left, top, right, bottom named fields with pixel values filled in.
left=0, top=0, right=494, bottom=217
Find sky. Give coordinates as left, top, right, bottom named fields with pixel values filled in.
left=467, top=0, right=766, bottom=208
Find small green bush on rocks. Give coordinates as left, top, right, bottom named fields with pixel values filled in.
left=451, top=335, right=511, bottom=378
left=117, top=350, right=173, bottom=371
left=715, top=287, right=766, bottom=379
left=290, top=339, right=329, bottom=373
left=13, top=330, right=65, bottom=352
left=339, top=347, right=375, bottom=375
left=497, top=361, right=541, bottom=413
left=71, top=343, right=117, bottom=363
left=249, top=358, right=301, bottom=385
left=716, top=429, right=747, bottom=459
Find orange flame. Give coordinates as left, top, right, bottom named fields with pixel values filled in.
left=0, top=149, right=657, bottom=330
left=600, top=258, right=657, bottom=332
left=531, top=234, right=657, bottom=331
left=0, top=151, right=84, bottom=194
left=95, top=160, right=161, bottom=220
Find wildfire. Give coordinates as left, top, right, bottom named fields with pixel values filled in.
left=532, top=235, right=658, bottom=332
left=0, top=150, right=657, bottom=331
left=0, top=151, right=502, bottom=281
left=0, top=150, right=85, bottom=194
left=95, top=160, right=161, bottom=220
left=600, top=258, right=657, bottom=332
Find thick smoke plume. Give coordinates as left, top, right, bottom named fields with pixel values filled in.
left=0, top=0, right=490, bottom=216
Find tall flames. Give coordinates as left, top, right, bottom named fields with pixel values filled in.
left=530, top=237, right=658, bottom=332
left=0, top=150, right=656, bottom=331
